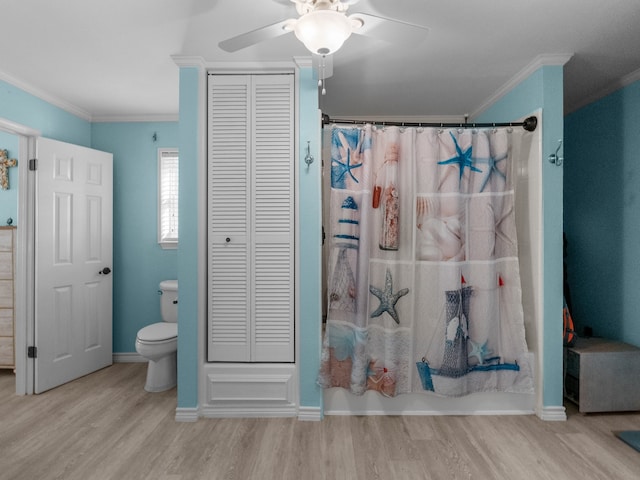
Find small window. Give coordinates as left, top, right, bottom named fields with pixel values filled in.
left=158, top=148, right=179, bottom=249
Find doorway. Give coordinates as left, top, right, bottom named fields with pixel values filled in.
left=0, top=118, right=38, bottom=394
left=0, top=117, right=114, bottom=395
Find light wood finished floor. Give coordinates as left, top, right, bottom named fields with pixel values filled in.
left=1, top=364, right=640, bottom=480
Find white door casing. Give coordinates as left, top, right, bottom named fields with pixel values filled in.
left=34, top=138, right=113, bottom=393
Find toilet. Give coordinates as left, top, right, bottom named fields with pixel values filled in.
left=135, top=280, right=178, bottom=392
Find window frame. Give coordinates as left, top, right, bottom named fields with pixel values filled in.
left=157, top=148, right=179, bottom=249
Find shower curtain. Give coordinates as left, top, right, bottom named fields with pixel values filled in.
left=318, top=124, right=534, bottom=397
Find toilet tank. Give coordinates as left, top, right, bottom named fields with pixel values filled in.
left=159, top=280, right=178, bottom=323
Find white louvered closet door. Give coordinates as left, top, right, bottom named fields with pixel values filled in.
left=208, top=74, right=294, bottom=363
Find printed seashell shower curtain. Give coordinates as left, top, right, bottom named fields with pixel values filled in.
left=317, top=124, right=534, bottom=397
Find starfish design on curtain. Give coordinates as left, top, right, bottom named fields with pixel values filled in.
left=474, top=152, right=507, bottom=192
left=369, top=268, right=410, bottom=324
left=468, top=340, right=492, bottom=365
left=332, top=148, right=362, bottom=185
left=438, top=132, right=481, bottom=186
left=332, top=129, right=364, bottom=188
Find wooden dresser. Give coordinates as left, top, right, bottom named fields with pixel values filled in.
left=0, top=226, right=16, bottom=369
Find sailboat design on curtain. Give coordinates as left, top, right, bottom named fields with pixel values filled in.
left=318, top=123, right=534, bottom=398
left=329, top=196, right=359, bottom=314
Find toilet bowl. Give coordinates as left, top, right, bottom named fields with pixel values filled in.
left=135, top=280, right=178, bottom=392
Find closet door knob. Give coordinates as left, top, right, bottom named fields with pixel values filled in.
left=226, top=237, right=231, bottom=243
left=99, top=267, right=111, bottom=275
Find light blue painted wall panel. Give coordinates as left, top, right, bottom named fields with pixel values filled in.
left=91, top=122, right=179, bottom=354
left=297, top=67, right=322, bottom=409
left=176, top=67, right=201, bottom=409
left=565, top=80, right=640, bottom=347
left=0, top=80, right=91, bottom=146
left=0, top=79, right=91, bottom=227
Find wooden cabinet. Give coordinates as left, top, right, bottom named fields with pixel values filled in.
left=0, top=226, right=16, bottom=369
left=564, top=337, right=640, bottom=413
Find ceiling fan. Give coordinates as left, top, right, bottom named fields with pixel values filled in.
left=218, top=0, right=429, bottom=56
left=219, top=0, right=428, bottom=94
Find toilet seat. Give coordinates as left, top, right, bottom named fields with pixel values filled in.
left=136, top=322, right=177, bottom=343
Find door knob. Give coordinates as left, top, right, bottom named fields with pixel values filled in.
left=99, top=267, right=112, bottom=275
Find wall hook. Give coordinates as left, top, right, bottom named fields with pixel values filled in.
left=548, top=139, right=563, bottom=166
left=304, top=141, right=314, bottom=168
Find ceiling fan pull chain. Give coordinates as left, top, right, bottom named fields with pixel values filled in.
left=319, top=55, right=324, bottom=87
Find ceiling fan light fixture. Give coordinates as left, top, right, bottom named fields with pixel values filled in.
left=293, top=10, right=353, bottom=55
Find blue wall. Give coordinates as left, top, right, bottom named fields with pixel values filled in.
left=176, top=67, right=201, bottom=409
left=0, top=80, right=91, bottom=147
left=0, top=78, right=179, bottom=356
left=474, top=66, right=566, bottom=410
left=91, top=122, right=179, bottom=353
left=297, top=67, right=322, bottom=410
left=0, top=131, right=19, bottom=225
left=564, top=80, right=640, bottom=347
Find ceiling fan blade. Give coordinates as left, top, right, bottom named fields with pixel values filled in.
left=350, top=12, right=429, bottom=45
left=312, top=53, right=334, bottom=79
left=218, top=19, right=294, bottom=53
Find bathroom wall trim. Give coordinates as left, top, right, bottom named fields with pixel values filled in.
left=175, top=407, right=199, bottom=422
left=471, top=54, right=572, bottom=119
left=112, top=352, right=146, bottom=363
left=537, top=405, right=567, bottom=421
left=200, top=407, right=297, bottom=418
left=297, top=406, right=322, bottom=421
left=0, top=69, right=91, bottom=121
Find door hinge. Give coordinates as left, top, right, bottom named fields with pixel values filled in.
left=27, top=346, right=37, bottom=358
left=29, top=158, right=37, bottom=171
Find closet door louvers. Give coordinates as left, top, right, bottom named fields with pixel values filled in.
left=252, top=75, right=294, bottom=362
left=208, top=75, right=251, bottom=361
left=208, top=74, right=294, bottom=363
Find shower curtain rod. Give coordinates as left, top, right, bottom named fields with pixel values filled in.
left=321, top=114, right=538, bottom=132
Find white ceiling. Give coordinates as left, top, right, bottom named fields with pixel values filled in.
left=1, top=0, right=639, bottom=121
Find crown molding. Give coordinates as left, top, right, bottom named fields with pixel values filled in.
left=171, top=55, right=207, bottom=69
left=293, top=56, right=313, bottom=68
left=565, top=65, right=640, bottom=115
left=205, top=61, right=296, bottom=73
left=91, top=114, right=179, bottom=123
left=0, top=68, right=92, bottom=122
left=470, top=53, right=574, bottom=119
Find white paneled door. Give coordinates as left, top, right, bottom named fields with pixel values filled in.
left=34, top=138, right=113, bottom=393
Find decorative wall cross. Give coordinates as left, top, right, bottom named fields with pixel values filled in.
left=0, top=149, right=18, bottom=190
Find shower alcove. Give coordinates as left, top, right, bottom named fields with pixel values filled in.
left=320, top=112, right=543, bottom=416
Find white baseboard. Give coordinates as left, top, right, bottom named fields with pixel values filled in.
left=298, top=406, right=322, bottom=421
left=113, top=352, right=147, bottom=363
left=175, top=407, right=199, bottom=422
left=200, top=405, right=297, bottom=418
left=537, top=405, right=567, bottom=421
